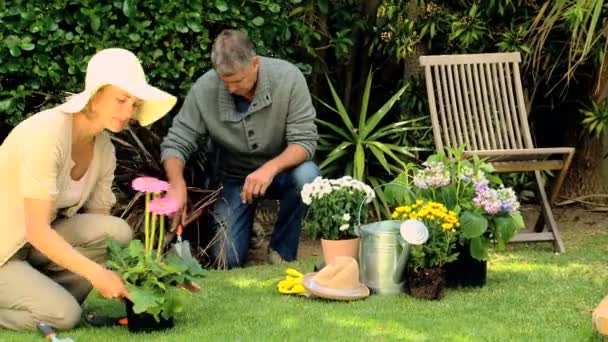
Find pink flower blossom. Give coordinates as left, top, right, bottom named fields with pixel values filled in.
left=131, top=177, right=169, bottom=193
left=148, top=197, right=179, bottom=215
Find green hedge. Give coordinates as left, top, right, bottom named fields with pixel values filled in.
left=0, top=0, right=324, bottom=126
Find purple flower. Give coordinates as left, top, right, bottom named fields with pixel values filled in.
left=473, top=184, right=520, bottom=215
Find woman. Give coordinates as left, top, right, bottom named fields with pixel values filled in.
left=0, top=48, right=176, bottom=331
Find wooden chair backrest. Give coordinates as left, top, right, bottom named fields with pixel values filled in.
left=420, top=52, right=534, bottom=152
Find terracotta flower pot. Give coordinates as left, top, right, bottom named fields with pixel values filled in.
left=407, top=267, right=446, bottom=300
left=125, top=299, right=174, bottom=333
left=321, top=237, right=360, bottom=264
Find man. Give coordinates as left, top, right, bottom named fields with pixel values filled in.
left=161, top=29, right=319, bottom=268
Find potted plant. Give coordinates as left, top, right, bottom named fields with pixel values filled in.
left=388, top=147, right=525, bottom=287
left=392, top=200, right=459, bottom=300
left=301, top=176, right=375, bottom=263
left=106, top=177, right=205, bottom=333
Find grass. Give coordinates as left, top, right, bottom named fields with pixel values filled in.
left=2, top=210, right=607, bottom=341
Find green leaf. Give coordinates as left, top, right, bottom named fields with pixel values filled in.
left=122, top=0, right=136, bottom=18
left=128, top=285, right=162, bottom=314
left=315, top=118, right=352, bottom=141
left=354, top=143, right=365, bottom=180
left=4, top=35, right=20, bottom=49
left=318, top=142, right=350, bottom=169
left=368, top=143, right=391, bottom=174
left=469, top=236, right=489, bottom=260
left=494, top=212, right=525, bottom=248
left=367, top=142, right=407, bottom=169
left=268, top=3, right=281, bottom=13
left=127, top=239, right=145, bottom=258
left=9, top=46, right=21, bottom=57
left=361, top=83, right=409, bottom=139
left=91, top=15, right=101, bottom=32
left=0, top=98, right=14, bottom=112
left=460, top=210, right=488, bottom=238
left=289, top=6, right=305, bottom=16
left=19, top=42, right=35, bottom=51
left=186, top=18, right=202, bottom=32
left=252, top=17, right=264, bottom=26
left=215, top=0, right=228, bottom=12
left=358, top=69, right=373, bottom=132
left=128, top=33, right=141, bottom=41
left=317, top=0, right=328, bottom=15
left=325, top=75, right=355, bottom=134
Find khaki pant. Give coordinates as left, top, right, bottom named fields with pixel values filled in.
left=0, top=214, right=132, bottom=331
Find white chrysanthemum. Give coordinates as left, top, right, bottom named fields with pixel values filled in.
left=342, top=213, right=351, bottom=221
left=399, top=219, right=429, bottom=245
left=339, top=224, right=350, bottom=231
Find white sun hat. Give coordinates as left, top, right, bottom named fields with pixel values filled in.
left=57, top=48, right=177, bottom=126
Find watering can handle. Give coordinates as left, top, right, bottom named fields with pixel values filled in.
left=355, top=182, right=416, bottom=229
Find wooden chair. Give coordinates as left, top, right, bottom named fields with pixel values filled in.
left=419, top=52, right=575, bottom=253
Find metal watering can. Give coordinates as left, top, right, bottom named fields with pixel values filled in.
left=355, top=184, right=414, bottom=295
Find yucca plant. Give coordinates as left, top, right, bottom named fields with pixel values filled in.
left=315, top=70, right=430, bottom=218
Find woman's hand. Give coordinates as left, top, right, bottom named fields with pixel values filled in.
left=88, top=265, right=132, bottom=301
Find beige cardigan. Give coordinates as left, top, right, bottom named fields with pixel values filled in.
left=0, top=107, right=117, bottom=267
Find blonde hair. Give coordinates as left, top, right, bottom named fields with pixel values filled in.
left=81, top=85, right=109, bottom=119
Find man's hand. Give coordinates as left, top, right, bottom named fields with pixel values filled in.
left=241, top=164, right=278, bottom=204
left=166, top=179, right=188, bottom=229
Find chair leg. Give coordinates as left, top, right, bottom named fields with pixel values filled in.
left=534, top=171, right=565, bottom=253
left=549, top=151, right=575, bottom=204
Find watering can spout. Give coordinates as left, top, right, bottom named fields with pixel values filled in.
left=392, top=237, right=409, bottom=283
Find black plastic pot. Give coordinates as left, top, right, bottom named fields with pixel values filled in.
left=444, top=242, right=487, bottom=288
left=125, top=300, right=174, bottom=333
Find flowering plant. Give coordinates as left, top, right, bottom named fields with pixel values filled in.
left=107, top=177, right=204, bottom=322
left=393, top=200, right=460, bottom=270
left=301, top=176, right=375, bottom=240
left=388, top=147, right=525, bottom=260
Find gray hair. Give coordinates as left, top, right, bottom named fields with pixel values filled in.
left=211, top=29, right=257, bottom=76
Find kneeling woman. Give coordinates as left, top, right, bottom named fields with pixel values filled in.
left=0, top=48, right=176, bottom=331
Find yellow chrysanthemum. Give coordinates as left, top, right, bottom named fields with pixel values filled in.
left=442, top=223, right=454, bottom=230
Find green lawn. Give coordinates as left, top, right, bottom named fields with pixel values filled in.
left=2, top=210, right=607, bottom=341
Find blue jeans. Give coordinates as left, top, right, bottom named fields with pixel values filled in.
left=210, top=161, right=320, bottom=268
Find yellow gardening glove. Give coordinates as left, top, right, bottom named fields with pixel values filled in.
left=277, top=268, right=308, bottom=296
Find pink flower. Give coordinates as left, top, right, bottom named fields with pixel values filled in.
left=131, top=177, right=169, bottom=193
left=148, top=197, right=179, bottom=215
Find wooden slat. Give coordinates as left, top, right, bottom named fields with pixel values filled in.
left=465, top=147, right=575, bottom=156
left=478, top=63, right=498, bottom=149
left=486, top=63, right=504, bottom=149
left=460, top=64, right=478, bottom=150
left=512, top=60, right=534, bottom=148
left=491, top=160, right=564, bottom=172
left=494, top=63, right=515, bottom=148
left=425, top=65, right=445, bottom=152
left=504, top=62, right=524, bottom=148
left=432, top=66, right=450, bottom=150
left=467, top=63, right=486, bottom=149
left=440, top=65, right=459, bottom=148
left=510, top=232, right=555, bottom=242
left=446, top=64, right=464, bottom=146
left=452, top=64, right=470, bottom=148
left=420, top=52, right=521, bottom=66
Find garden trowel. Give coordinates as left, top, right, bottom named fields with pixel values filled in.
left=37, top=322, right=74, bottom=342
left=172, top=224, right=194, bottom=261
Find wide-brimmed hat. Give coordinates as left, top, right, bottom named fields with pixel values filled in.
left=302, top=256, right=370, bottom=300
left=57, top=48, right=176, bottom=126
